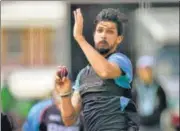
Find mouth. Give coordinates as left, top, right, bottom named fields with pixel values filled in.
left=97, top=40, right=108, bottom=46
left=95, top=40, right=111, bottom=55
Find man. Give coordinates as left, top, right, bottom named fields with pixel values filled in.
left=132, top=56, right=167, bottom=131
left=55, top=8, right=139, bottom=131
left=23, top=96, right=82, bottom=131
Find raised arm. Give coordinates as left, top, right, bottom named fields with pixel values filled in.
left=73, top=8, right=122, bottom=79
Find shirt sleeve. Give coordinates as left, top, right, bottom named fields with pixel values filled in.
left=108, top=53, right=133, bottom=88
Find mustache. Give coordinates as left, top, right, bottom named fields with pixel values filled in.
left=98, top=40, right=108, bottom=45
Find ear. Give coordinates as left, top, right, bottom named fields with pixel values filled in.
left=116, top=36, right=123, bottom=45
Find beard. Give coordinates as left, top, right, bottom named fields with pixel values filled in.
left=96, top=48, right=110, bottom=55
left=95, top=40, right=112, bottom=55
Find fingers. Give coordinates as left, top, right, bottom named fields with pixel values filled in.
left=55, top=75, right=62, bottom=85
left=73, top=10, right=77, bottom=22
left=55, top=75, right=63, bottom=93
left=55, top=73, right=67, bottom=84
left=55, top=75, right=70, bottom=93
left=55, top=72, right=68, bottom=85
left=74, top=8, right=83, bottom=22
left=77, top=8, right=83, bottom=18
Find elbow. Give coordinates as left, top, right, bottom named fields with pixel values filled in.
left=98, top=69, right=120, bottom=79
left=98, top=71, right=109, bottom=79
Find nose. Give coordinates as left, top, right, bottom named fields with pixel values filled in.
left=100, top=31, right=107, bottom=40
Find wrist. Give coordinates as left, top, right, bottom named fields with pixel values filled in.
left=59, top=91, right=73, bottom=97
left=53, top=91, right=72, bottom=103
left=75, top=35, right=85, bottom=43
left=53, top=90, right=72, bottom=99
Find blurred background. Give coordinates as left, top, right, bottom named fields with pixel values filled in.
left=1, top=0, right=179, bottom=131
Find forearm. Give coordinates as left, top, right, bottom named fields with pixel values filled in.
left=57, top=96, right=77, bottom=126
left=76, top=36, right=114, bottom=77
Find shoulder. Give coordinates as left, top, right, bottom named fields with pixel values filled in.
left=73, top=66, right=88, bottom=90
left=26, top=99, right=53, bottom=124
left=109, top=53, right=133, bottom=87
left=79, top=66, right=88, bottom=74
left=108, top=53, right=132, bottom=63
left=108, top=52, right=133, bottom=74
left=23, top=99, right=53, bottom=130
left=76, top=65, right=91, bottom=79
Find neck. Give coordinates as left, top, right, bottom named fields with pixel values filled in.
left=103, top=50, right=116, bottom=58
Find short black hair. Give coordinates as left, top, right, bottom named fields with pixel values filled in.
left=94, top=8, right=127, bottom=36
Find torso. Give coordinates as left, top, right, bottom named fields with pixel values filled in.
left=78, top=66, right=136, bottom=131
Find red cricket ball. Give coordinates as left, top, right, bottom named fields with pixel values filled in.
left=57, top=66, right=68, bottom=78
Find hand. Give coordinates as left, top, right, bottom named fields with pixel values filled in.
left=73, top=8, right=84, bottom=41
left=55, top=74, right=72, bottom=95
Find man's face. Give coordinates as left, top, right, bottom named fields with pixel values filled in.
left=137, top=67, right=153, bottom=83
left=94, top=21, right=123, bottom=55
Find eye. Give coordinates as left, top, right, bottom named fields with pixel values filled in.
left=96, top=28, right=103, bottom=33
left=107, top=30, right=114, bottom=34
